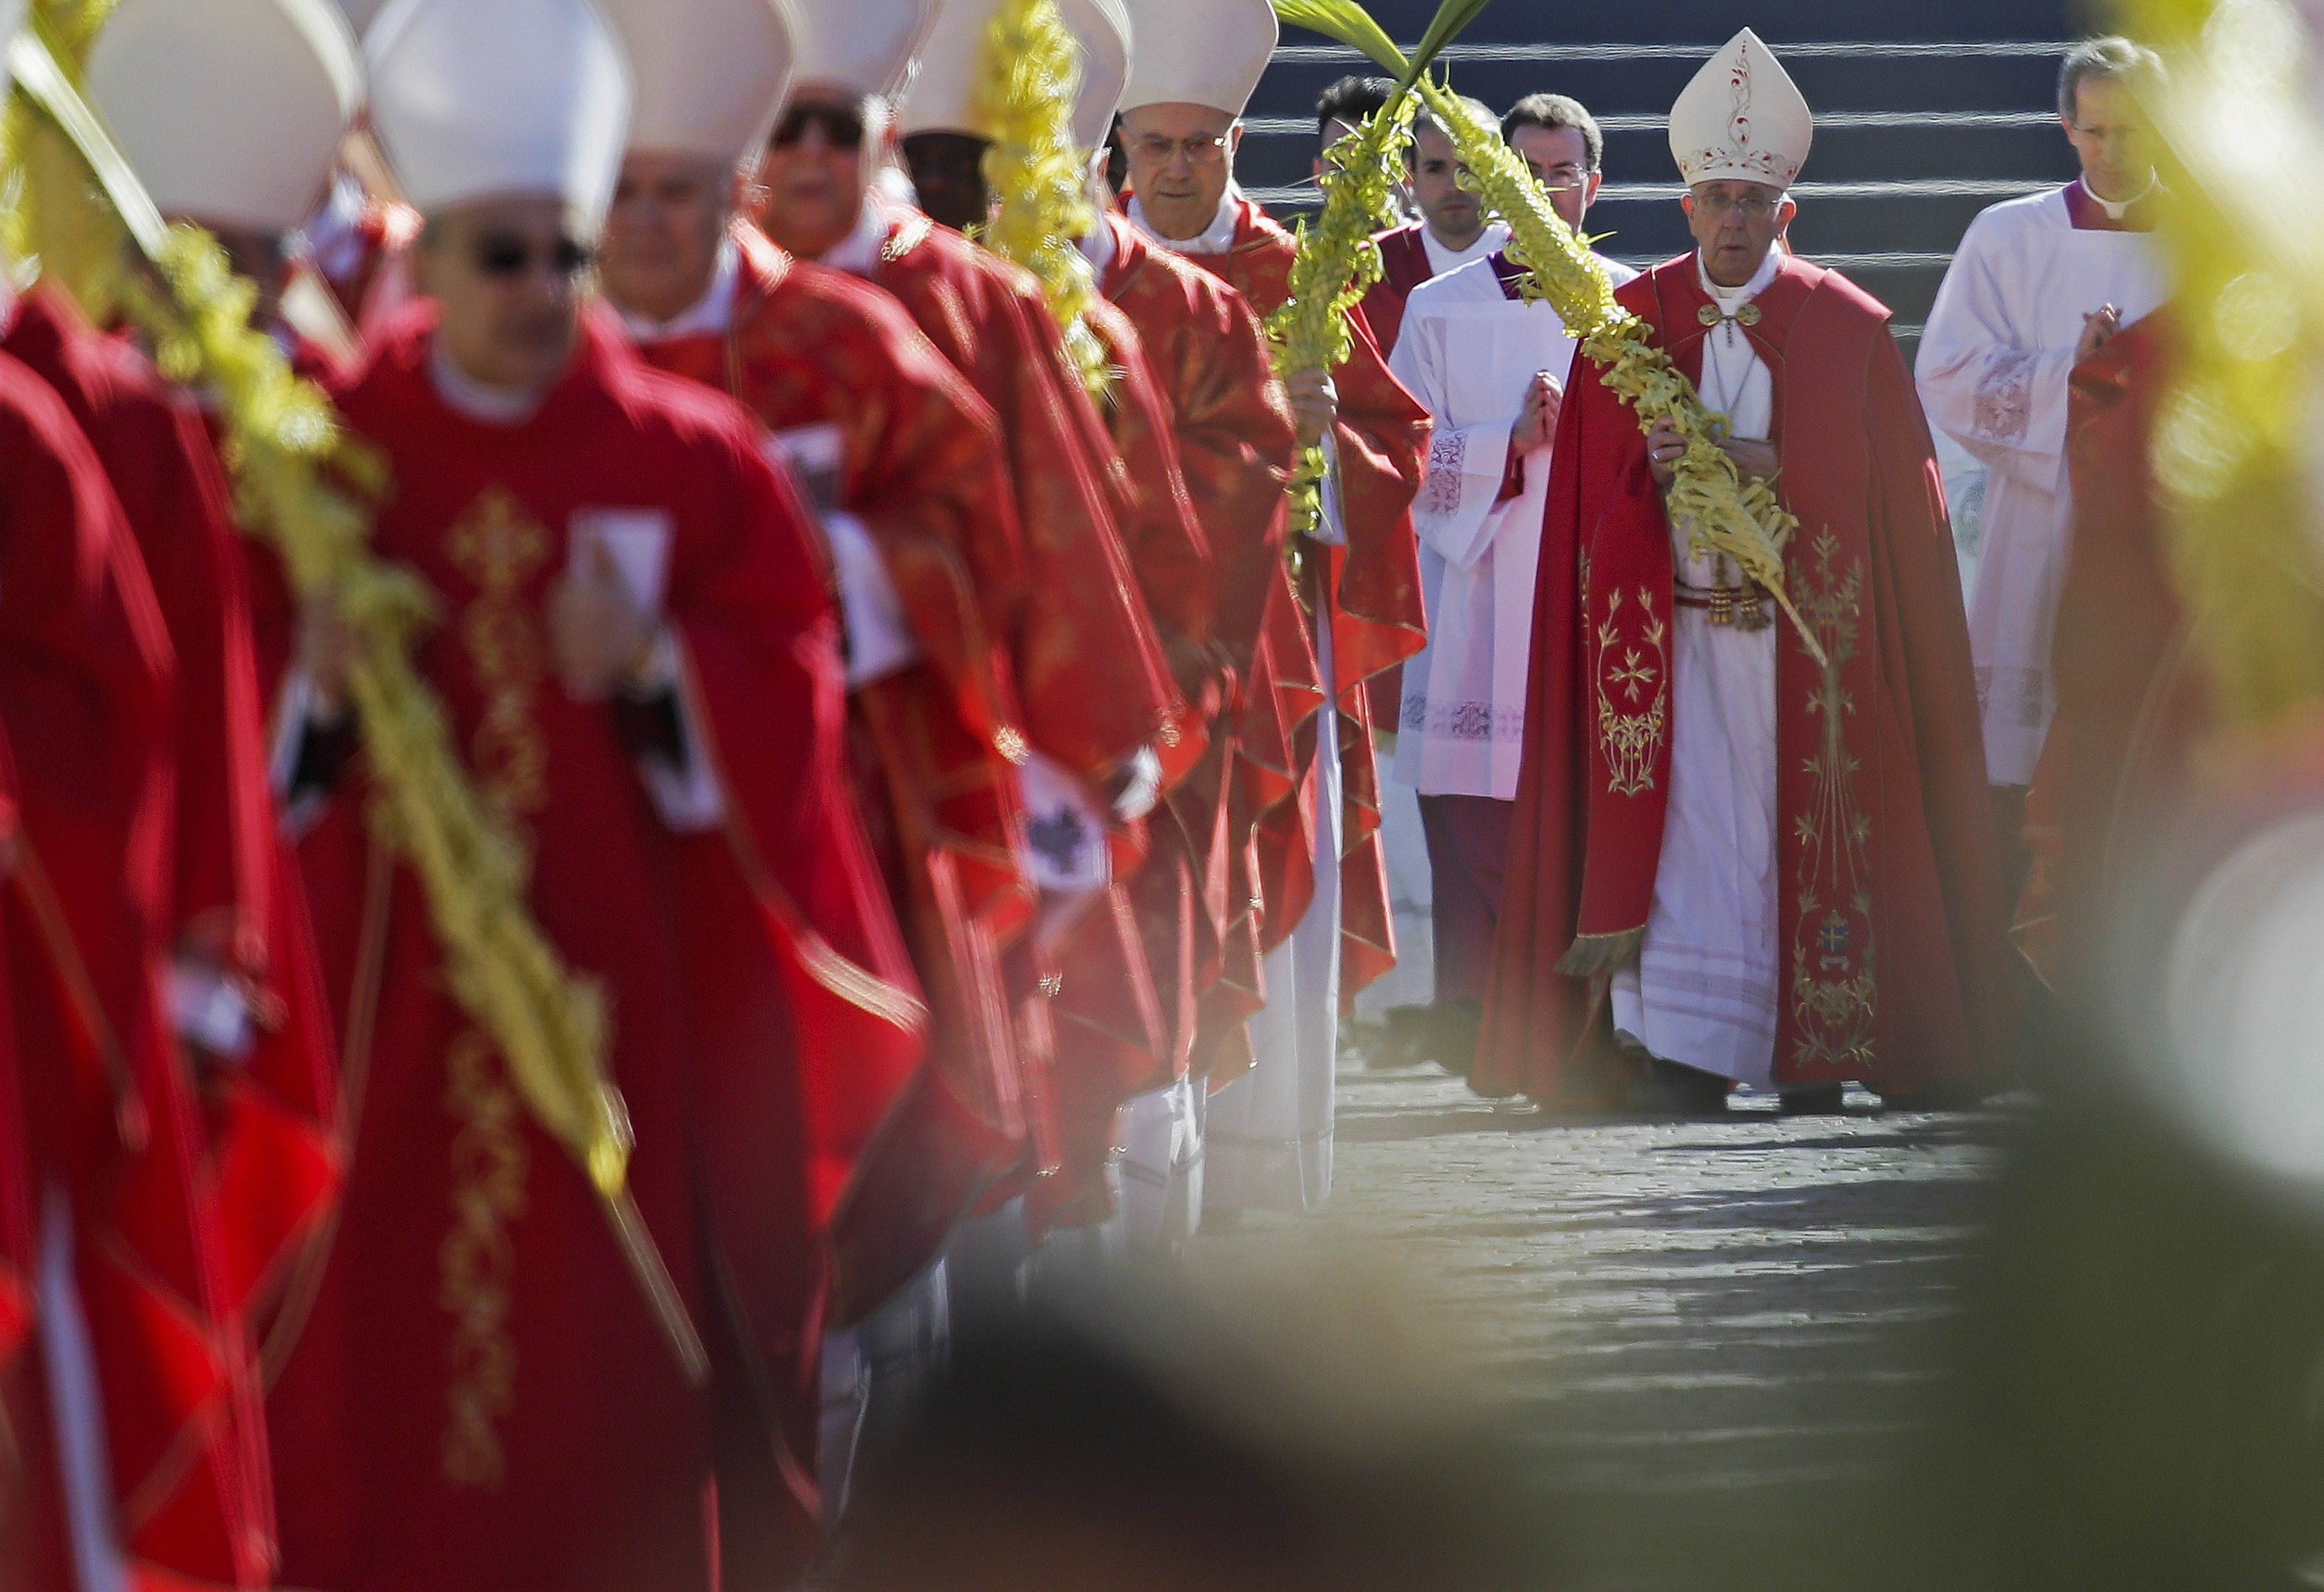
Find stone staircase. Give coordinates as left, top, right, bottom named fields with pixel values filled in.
left=1237, top=4, right=2089, bottom=347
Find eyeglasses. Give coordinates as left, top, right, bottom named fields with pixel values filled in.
left=772, top=104, right=866, bottom=150
left=1691, top=190, right=1780, bottom=221
left=1526, top=161, right=1590, bottom=190
left=1127, top=132, right=1231, bottom=167
left=471, top=233, right=595, bottom=279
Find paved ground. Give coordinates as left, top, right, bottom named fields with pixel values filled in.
left=1187, top=1061, right=2012, bottom=1592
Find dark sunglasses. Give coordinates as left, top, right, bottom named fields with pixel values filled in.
left=471, top=233, right=596, bottom=279
left=771, top=103, right=865, bottom=150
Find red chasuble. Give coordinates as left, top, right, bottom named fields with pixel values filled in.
left=633, top=225, right=1035, bottom=1316
left=857, top=205, right=1184, bottom=778
left=0, top=348, right=276, bottom=1589
left=0, top=743, right=27, bottom=1375
left=2044, top=309, right=2199, bottom=987
left=268, top=314, right=923, bottom=1592
left=5, top=287, right=341, bottom=1326
left=1164, top=193, right=1430, bottom=1008
left=1477, top=252, right=2011, bottom=1101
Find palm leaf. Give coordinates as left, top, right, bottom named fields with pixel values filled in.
left=1270, top=0, right=1408, bottom=74
left=1403, top=0, right=1493, bottom=86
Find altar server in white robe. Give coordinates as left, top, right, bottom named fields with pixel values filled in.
left=1915, top=35, right=2165, bottom=884
left=1388, top=94, right=1632, bottom=1073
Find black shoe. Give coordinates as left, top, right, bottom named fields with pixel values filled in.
left=1627, top=1056, right=1732, bottom=1117
left=1778, top=1084, right=1847, bottom=1116
left=1430, top=998, right=1483, bottom=1079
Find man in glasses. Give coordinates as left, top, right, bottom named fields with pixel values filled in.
left=1479, top=30, right=2010, bottom=1123
left=1916, top=37, right=2167, bottom=910
left=1384, top=93, right=1630, bottom=1086
left=264, top=1, right=924, bottom=1587
left=1114, top=0, right=1428, bottom=1226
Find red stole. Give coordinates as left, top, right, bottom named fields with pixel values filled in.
left=1357, top=221, right=1436, bottom=354
left=1481, top=252, right=2011, bottom=1099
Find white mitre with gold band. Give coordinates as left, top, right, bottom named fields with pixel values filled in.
left=330, top=0, right=388, bottom=38
left=1058, top=0, right=1131, bottom=152
left=88, top=0, right=361, bottom=234
left=792, top=0, right=936, bottom=100
left=365, top=0, right=633, bottom=232
left=895, top=0, right=1007, bottom=137
left=0, top=0, right=21, bottom=102
left=1118, top=0, right=1274, bottom=118
left=598, top=0, right=800, bottom=164
left=1669, top=27, right=1812, bottom=190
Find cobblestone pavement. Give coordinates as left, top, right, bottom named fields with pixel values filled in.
left=1186, top=1061, right=2013, bottom=1592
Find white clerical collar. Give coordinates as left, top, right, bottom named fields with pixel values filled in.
left=1077, top=213, right=1118, bottom=277
left=1697, top=244, right=1782, bottom=312
left=616, top=234, right=739, bottom=343
left=820, top=193, right=890, bottom=279
left=429, top=337, right=549, bottom=426
left=1423, top=219, right=1511, bottom=278
left=2078, top=172, right=2157, bottom=221
left=1130, top=185, right=1240, bottom=255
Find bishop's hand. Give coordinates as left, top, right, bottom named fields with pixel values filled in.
left=2076, top=304, right=2123, bottom=363
left=1510, top=371, right=1564, bottom=456
left=1284, top=366, right=1339, bottom=450
left=550, top=537, right=660, bottom=701
left=1718, top=436, right=1779, bottom=485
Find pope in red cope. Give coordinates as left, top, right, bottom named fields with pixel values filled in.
left=262, top=4, right=922, bottom=1587
left=1479, top=31, right=2010, bottom=1116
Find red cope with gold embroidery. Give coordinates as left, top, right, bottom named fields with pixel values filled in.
left=1478, top=252, right=2012, bottom=1103
left=268, top=311, right=922, bottom=1592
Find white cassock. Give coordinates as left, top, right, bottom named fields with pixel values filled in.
left=1914, top=181, right=2163, bottom=787
left=1610, top=250, right=1784, bottom=1089
left=1388, top=253, right=1637, bottom=801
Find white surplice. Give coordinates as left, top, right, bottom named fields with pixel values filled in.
left=1914, top=181, right=2163, bottom=786
left=1610, top=250, right=1784, bottom=1089
left=1388, top=253, right=1637, bottom=801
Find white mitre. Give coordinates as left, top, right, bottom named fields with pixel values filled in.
left=1118, top=0, right=1274, bottom=118
left=88, top=0, right=361, bottom=234
left=1059, top=0, right=1131, bottom=151
left=365, top=0, right=633, bottom=232
left=599, top=0, right=800, bottom=164
left=896, top=0, right=1007, bottom=137
left=1669, top=27, right=1812, bottom=191
left=792, top=0, right=936, bottom=100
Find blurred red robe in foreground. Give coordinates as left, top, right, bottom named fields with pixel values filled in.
left=2040, top=309, right=2203, bottom=991
left=267, top=313, right=923, bottom=1592
left=0, top=345, right=274, bottom=1590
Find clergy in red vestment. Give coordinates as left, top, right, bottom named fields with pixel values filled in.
left=1116, top=0, right=1428, bottom=1214
left=757, top=14, right=1181, bottom=795
left=76, top=0, right=371, bottom=1336
left=1477, top=31, right=2009, bottom=1117
left=595, top=0, right=1033, bottom=1331
left=263, top=5, right=924, bottom=1587
left=892, top=0, right=1224, bottom=1243
left=0, top=294, right=277, bottom=1589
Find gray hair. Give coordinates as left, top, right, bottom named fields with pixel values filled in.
left=2058, top=36, right=2163, bottom=123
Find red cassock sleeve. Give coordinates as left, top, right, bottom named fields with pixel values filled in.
left=0, top=732, right=29, bottom=1371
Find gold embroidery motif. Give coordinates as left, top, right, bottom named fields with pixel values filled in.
left=439, top=1028, right=529, bottom=1489
left=1788, top=532, right=1877, bottom=1070
left=447, top=487, right=551, bottom=817
left=1595, top=584, right=1669, bottom=796
left=882, top=214, right=933, bottom=263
